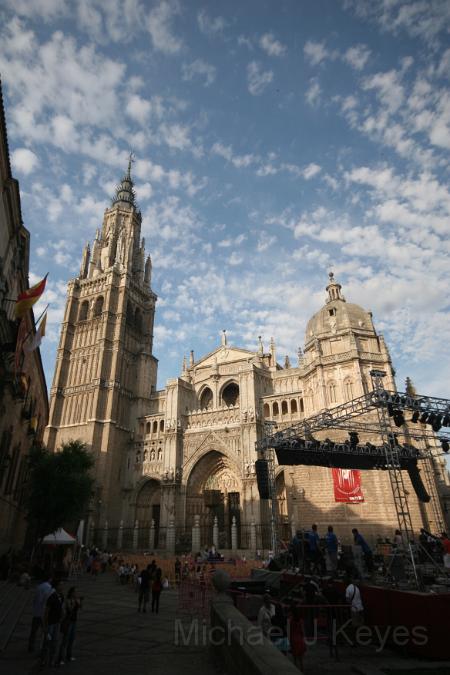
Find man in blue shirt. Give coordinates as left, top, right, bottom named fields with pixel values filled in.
left=325, top=525, right=338, bottom=574
left=307, top=524, right=325, bottom=574
left=352, top=528, right=374, bottom=573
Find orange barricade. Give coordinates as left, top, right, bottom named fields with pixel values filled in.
left=178, top=579, right=213, bottom=619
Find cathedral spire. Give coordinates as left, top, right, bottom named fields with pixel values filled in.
left=112, top=153, right=136, bottom=206
left=326, top=271, right=345, bottom=303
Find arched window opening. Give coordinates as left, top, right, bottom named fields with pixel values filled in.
left=134, top=307, right=142, bottom=332
left=281, top=400, right=288, bottom=415
left=146, top=422, right=151, bottom=435
left=328, top=383, right=337, bottom=404
left=79, top=300, right=89, bottom=321
left=94, top=296, right=104, bottom=317
left=273, top=402, right=279, bottom=417
left=263, top=403, right=270, bottom=418
left=222, top=382, right=239, bottom=407
left=152, top=420, right=158, bottom=434
left=345, top=380, right=354, bottom=400
left=158, top=448, right=162, bottom=460
left=160, top=419, right=164, bottom=432
left=291, top=399, right=298, bottom=414
left=200, top=387, right=213, bottom=410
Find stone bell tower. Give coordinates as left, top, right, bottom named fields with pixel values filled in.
left=45, top=158, right=158, bottom=525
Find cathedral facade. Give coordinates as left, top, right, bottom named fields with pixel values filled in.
left=45, top=166, right=447, bottom=552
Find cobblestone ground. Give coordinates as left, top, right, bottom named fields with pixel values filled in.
left=0, top=573, right=219, bottom=675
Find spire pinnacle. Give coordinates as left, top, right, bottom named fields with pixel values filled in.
left=112, top=154, right=136, bottom=206
left=326, top=270, right=345, bottom=303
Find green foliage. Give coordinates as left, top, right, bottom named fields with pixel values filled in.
left=26, top=439, right=94, bottom=539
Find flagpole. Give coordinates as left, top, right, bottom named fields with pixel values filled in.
left=22, top=304, right=49, bottom=345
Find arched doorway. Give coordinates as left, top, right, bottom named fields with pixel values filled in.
left=186, top=450, right=241, bottom=549
left=135, top=479, right=161, bottom=548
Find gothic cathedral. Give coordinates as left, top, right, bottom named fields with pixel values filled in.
left=45, top=165, right=446, bottom=552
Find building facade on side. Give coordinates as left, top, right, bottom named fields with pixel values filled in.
left=45, top=166, right=449, bottom=552
left=0, top=82, right=49, bottom=554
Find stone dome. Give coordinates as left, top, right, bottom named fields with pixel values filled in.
left=305, top=273, right=375, bottom=347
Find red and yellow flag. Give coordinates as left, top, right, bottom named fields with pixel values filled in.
left=15, top=275, right=47, bottom=318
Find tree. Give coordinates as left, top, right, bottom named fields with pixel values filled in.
left=26, top=439, right=94, bottom=540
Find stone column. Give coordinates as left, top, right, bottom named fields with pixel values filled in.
left=192, top=514, right=201, bottom=554
left=231, top=516, right=238, bottom=552
left=291, top=516, right=296, bottom=539
left=250, top=519, right=257, bottom=553
left=133, top=520, right=139, bottom=550
left=166, top=517, right=175, bottom=554
left=117, top=520, right=123, bottom=550
left=102, top=520, right=108, bottom=550
left=149, top=519, right=155, bottom=551
left=213, top=516, right=219, bottom=549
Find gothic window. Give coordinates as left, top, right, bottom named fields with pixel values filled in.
left=281, top=400, right=288, bottom=415
left=151, top=450, right=155, bottom=461
left=143, top=450, right=147, bottom=461
left=291, top=399, right=298, bottom=414
left=328, top=382, right=337, bottom=404
left=200, top=387, right=213, bottom=410
left=79, top=300, right=89, bottom=321
left=300, top=398, right=304, bottom=412
left=94, top=296, right=104, bottom=317
left=345, top=380, right=354, bottom=400
left=159, top=420, right=164, bottom=432
left=263, top=403, right=270, bottom=418
left=158, top=448, right=162, bottom=460
left=222, top=382, right=239, bottom=407
left=273, top=402, right=279, bottom=417
left=146, top=422, right=151, bottom=435
left=152, top=421, right=158, bottom=434
left=362, top=377, right=369, bottom=394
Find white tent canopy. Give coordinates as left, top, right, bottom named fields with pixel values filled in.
left=42, top=528, right=77, bottom=545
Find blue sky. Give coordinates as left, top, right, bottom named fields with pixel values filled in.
left=1, top=0, right=450, bottom=397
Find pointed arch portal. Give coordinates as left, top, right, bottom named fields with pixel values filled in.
left=186, top=450, right=242, bottom=550
left=135, top=479, right=161, bottom=548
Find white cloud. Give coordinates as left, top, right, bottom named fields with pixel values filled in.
left=125, top=94, right=152, bottom=125
left=247, top=61, right=273, bottom=96
left=259, top=33, right=287, bottom=57
left=182, top=59, right=216, bottom=87
left=147, top=0, right=182, bottom=55
left=228, top=251, right=243, bottom=266
left=343, top=44, right=371, bottom=70
left=11, top=147, right=39, bottom=174
left=304, top=41, right=329, bottom=66
left=197, top=10, right=227, bottom=37
left=305, top=79, right=321, bottom=106
left=302, top=163, right=321, bottom=180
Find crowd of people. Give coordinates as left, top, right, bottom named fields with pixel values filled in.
left=288, top=524, right=375, bottom=577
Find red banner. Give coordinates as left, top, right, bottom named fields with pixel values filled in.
left=332, top=468, right=364, bottom=503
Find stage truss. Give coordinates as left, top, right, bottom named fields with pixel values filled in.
left=256, top=370, right=450, bottom=558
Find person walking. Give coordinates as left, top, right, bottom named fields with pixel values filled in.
left=57, top=586, right=82, bottom=665
left=138, top=565, right=151, bottom=612
left=288, top=605, right=306, bottom=672
left=28, top=574, right=52, bottom=654
left=352, top=528, right=374, bottom=574
left=325, top=525, right=338, bottom=575
left=257, top=594, right=273, bottom=637
left=40, top=579, right=64, bottom=668
left=151, top=567, right=162, bottom=613
left=345, top=575, right=364, bottom=643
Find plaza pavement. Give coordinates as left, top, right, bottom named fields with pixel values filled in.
left=1, top=571, right=450, bottom=675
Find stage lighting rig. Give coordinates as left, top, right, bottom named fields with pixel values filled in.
left=441, top=439, right=449, bottom=453
left=411, top=411, right=420, bottom=423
